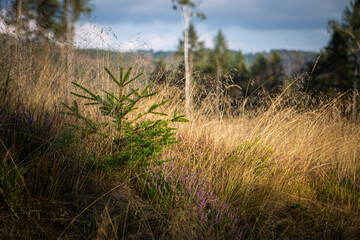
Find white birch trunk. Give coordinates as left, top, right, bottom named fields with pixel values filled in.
left=15, top=0, right=22, bottom=62
left=216, top=65, right=221, bottom=118
left=182, top=5, right=192, bottom=119
left=64, top=0, right=72, bottom=102
left=65, top=0, right=71, bottom=59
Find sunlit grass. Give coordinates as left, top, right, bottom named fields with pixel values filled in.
left=1, top=35, right=360, bottom=239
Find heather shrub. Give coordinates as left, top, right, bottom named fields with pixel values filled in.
left=144, top=161, right=243, bottom=239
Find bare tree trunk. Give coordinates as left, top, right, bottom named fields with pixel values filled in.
left=70, top=0, right=76, bottom=45
left=65, top=0, right=72, bottom=68
left=15, top=0, right=22, bottom=55
left=189, top=47, right=194, bottom=106
left=69, top=0, right=75, bottom=74
left=15, top=0, right=22, bottom=72
left=16, top=0, right=22, bottom=36
left=63, top=0, right=72, bottom=102
left=182, top=5, right=192, bottom=119
left=189, top=49, right=193, bottom=81
left=215, top=66, right=221, bottom=118
left=352, top=54, right=359, bottom=121
left=4, top=0, right=10, bottom=34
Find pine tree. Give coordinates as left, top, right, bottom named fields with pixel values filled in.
left=230, top=51, right=249, bottom=98
left=151, top=54, right=168, bottom=84
left=267, top=51, right=283, bottom=91
left=1, top=0, right=28, bottom=35
left=62, top=0, right=92, bottom=81
left=63, top=0, right=92, bottom=44
left=251, top=53, right=269, bottom=90
left=209, top=30, right=233, bottom=116
left=213, top=30, right=233, bottom=72
left=268, top=51, right=283, bottom=76
left=308, top=0, right=359, bottom=119
left=2, top=0, right=91, bottom=41
left=28, top=0, right=63, bottom=38
left=342, top=0, right=360, bottom=120
left=326, top=29, right=353, bottom=92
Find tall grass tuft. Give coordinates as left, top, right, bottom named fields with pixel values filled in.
left=0, top=33, right=360, bottom=239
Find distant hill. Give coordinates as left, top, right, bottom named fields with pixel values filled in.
left=141, top=49, right=318, bottom=75
left=243, top=50, right=318, bottom=75
left=76, top=47, right=318, bottom=75
left=0, top=33, right=317, bottom=75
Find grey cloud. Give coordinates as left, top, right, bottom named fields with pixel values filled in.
left=203, top=0, right=351, bottom=30
left=89, top=0, right=351, bottom=31
left=89, top=0, right=177, bottom=23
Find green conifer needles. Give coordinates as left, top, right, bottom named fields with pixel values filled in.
left=62, top=67, right=188, bottom=167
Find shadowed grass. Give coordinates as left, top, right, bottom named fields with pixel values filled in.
left=1, top=35, right=360, bottom=239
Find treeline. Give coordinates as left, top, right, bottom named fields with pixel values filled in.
left=305, top=1, right=360, bottom=96
left=152, top=26, right=287, bottom=99
left=0, top=0, right=91, bottom=43
left=2, top=0, right=359, bottom=116
left=148, top=49, right=317, bottom=75
left=300, top=0, right=360, bottom=120
left=153, top=0, right=360, bottom=117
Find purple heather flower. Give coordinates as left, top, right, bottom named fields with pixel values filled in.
left=144, top=160, right=242, bottom=238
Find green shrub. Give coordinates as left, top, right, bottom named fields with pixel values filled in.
left=228, top=138, right=275, bottom=174
left=63, top=67, right=188, bottom=169
left=0, top=158, right=27, bottom=211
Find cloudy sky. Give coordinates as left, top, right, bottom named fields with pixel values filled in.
left=74, top=0, right=351, bottom=53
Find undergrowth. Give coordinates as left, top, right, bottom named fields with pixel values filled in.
left=1, top=37, right=360, bottom=239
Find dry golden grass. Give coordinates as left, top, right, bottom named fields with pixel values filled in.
left=152, top=93, right=358, bottom=238
left=1, top=36, right=360, bottom=239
